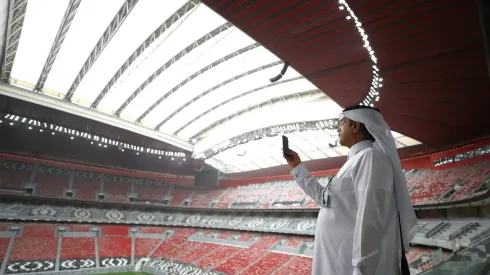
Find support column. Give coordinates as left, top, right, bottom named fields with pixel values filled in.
left=100, top=173, right=104, bottom=193
left=0, top=237, right=15, bottom=274
left=29, top=163, right=39, bottom=182
left=131, top=177, right=135, bottom=193
left=131, top=237, right=135, bottom=265
left=147, top=237, right=166, bottom=257
left=94, top=236, right=100, bottom=268
left=168, top=185, right=174, bottom=196
left=55, top=237, right=62, bottom=271
left=68, top=169, right=74, bottom=189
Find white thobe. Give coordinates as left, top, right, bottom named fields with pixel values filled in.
left=291, top=140, right=401, bottom=275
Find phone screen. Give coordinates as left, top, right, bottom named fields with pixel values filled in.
left=282, top=135, right=289, bottom=157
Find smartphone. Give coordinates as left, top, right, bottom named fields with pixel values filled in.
left=282, top=135, right=289, bottom=157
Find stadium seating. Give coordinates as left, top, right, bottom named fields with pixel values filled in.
left=61, top=237, right=95, bottom=259
left=1, top=156, right=489, bottom=208
left=35, top=166, right=71, bottom=197
left=0, top=221, right=467, bottom=274
left=8, top=224, right=58, bottom=262
left=72, top=170, right=100, bottom=200
left=452, top=161, right=490, bottom=200
left=168, top=186, right=192, bottom=206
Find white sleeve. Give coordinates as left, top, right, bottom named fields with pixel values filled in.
left=290, top=163, right=328, bottom=207
left=351, top=151, right=393, bottom=275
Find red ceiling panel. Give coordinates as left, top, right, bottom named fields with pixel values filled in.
left=202, top=0, right=490, bottom=151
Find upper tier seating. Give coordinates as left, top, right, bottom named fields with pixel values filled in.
left=1, top=156, right=489, bottom=208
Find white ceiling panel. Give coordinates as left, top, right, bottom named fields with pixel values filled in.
left=10, top=0, right=70, bottom=87
left=141, top=46, right=277, bottom=128
left=103, top=4, right=225, bottom=118
left=178, top=78, right=319, bottom=139
left=43, top=0, right=125, bottom=99
left=68, top=0, right=187, bottom=105
left=159, top=63, right=287, bottom=132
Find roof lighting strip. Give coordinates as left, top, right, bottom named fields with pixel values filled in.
left=340, top=0, right=382, bottom=107
left=3, top=113, right=187, bottom=159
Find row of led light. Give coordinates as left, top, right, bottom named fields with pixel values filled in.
left=3, top=114, right=186, bottom=159
left=340, top=0, right=382, bottom=107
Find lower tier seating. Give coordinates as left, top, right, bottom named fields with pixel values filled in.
left=0, top=222, right=460, bottom=274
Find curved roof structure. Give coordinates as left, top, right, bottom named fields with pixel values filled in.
left=200, top=0, right=490, bottom=150
left=0, top=0, right=430, bottom=173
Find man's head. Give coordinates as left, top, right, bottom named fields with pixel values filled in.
left=337, top=105, right=381, bottom=148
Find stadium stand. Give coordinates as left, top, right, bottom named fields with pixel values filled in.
left=1, top=156, right=489, bottom=209
left=0, top=220, right=483, bottom=274
left=133, top=180, right=170, bottom=201
left=61, top=237, right=95, bottom=260
left=35, top=166, right=71, bottom=198
left=104, top=174, right=134, bottom=202
left=168, top=186, right=193, bottom=206
left=72, top=170, right=100, bottom=200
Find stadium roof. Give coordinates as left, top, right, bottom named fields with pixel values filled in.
left=0, top=0, right=486, bottom=174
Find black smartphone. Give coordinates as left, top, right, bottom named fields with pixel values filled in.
left=282, top=135, right=289, bottom=157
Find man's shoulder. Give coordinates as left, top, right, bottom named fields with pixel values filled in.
left=357, top=146, right=391, bottom=166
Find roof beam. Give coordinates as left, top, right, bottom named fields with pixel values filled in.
left=190, top=89, right=322, bottom=140
left=155, top=61, right=284, bottom=130
left=0, top=0, right=28, bottom=82
left=134, top=42, right=260, bottom=123
left=64, top=0, right=139, bottom=101
left=173, top=76, right=304, bottom=136
left=34, top=0, right=81, bottom=92
left=114, top=21, right=233, bottom=116
left=91, top=0, right=200, bottom=109
left=0, top=0, right=10, bottom=75
left=0, top=82, right=193, bottom=151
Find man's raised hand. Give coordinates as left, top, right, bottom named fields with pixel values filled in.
left=284, top=149, right=301, bottom=169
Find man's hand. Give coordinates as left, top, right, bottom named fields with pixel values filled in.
left=284, top=150, right=301, bottom=169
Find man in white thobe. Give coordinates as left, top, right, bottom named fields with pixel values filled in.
left=285, top=105, right=418, bottom=275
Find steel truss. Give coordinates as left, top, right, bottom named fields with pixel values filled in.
left=35, top=0, right=81, bottom=92
left=173, top=75, right=304, bottom=136
left=135, top=42, right=261, bottom=123
left=1, top=0, right=27, bottom=82
left=91, top=0, right=200, bottom=108
left=115, top=21, right=233, bottom=116
left=190, top=89, right=323, bottom=141
left=155, top=60, right=284, bottom=130
left=64, top=0, right=139, bottom=101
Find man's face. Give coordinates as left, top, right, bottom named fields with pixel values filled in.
left=337, top=117, right=358, bottom=147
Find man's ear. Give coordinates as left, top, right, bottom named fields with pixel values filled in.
left=352, top=122, right=361, bottom=134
